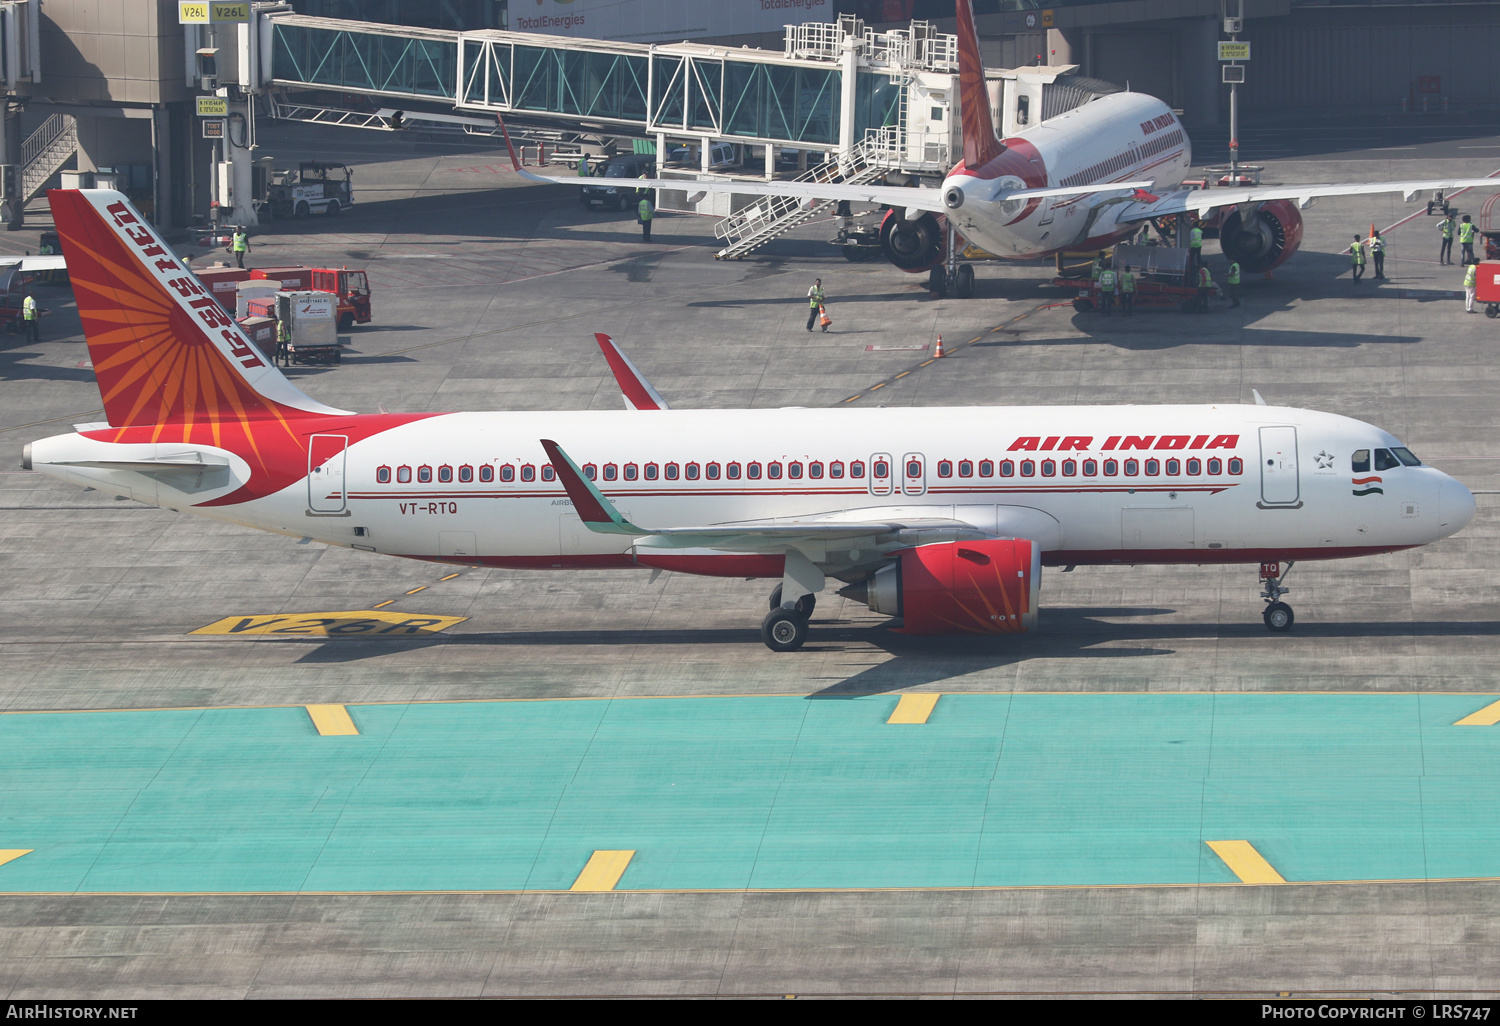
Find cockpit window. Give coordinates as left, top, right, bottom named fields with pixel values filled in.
left=1391, top=447, right=1422, bottom=467
left=1351, top=449, right=1370, bottom=473
left=1374, top=448, right=1401, bottom=471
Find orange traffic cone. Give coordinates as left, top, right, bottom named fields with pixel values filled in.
left=934, top=334, right=945, bottom=358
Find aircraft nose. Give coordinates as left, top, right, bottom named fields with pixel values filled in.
left=1439, top=478, right=1477, bottom=533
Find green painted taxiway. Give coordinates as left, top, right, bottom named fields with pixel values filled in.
left=2, top=693, right=1499, bottom=893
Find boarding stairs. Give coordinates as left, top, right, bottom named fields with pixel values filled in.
left=21, top=114, right=77, bottom=202
left=713, top=139, right=889, bottom=261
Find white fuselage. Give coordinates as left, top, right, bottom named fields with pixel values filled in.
left=29, top=404, right=1474, bottom=574
left=944, top=92, right=1192, bottom=259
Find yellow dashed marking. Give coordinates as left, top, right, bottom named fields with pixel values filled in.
left=439, top=573, right=461, bottom=581
left=306, top=704, right=359, bottom=736
left=406, top=586, right=427, bottom=595
left=888, top=693, right=940, bottom=724
left=894, top=371, right=910, bottom=379
left=869, top=382, right=885, bottom=390
left=0, top=850, right=32, bottom=869
left=570, top=850, right=635, bottom=892
left=1207, top=840, right=1286, bottom=884
left=372, top=600, right=394, bottom=609
left=1455, top=698, right=1500, bottom=726
left=919, top=359, right=935, bottom=366
left=843, top=395, right=861, bottom=403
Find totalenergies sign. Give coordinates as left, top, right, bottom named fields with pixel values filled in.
left=512, top=0, right=833, bottom=42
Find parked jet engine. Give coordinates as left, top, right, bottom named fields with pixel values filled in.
left=1218, top=199, right=1304, bottom=273
left=879, top=208, right=946, bottom=272
left=839, top=538, right=1040, bottom=634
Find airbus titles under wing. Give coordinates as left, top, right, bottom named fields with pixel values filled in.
left=1117, top=176, right=1500, bottom=221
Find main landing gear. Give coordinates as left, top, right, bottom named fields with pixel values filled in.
left=1259, top=560, right=1295, bottom=631
left=761, top=584, right=816, bottom=652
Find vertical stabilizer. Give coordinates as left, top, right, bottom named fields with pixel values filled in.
left=956, top=0, right=1005, bottom=169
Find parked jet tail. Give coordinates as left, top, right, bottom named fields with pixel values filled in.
left=48, top=189, right=344, bottom=434
left=955, top=0, right=1004, bottom=170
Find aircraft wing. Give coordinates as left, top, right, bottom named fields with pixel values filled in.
left=1115, top=176, right=1500, bottom=221
left=539, top=438, right=987, bottom=549
left=0, top=254, right=66, bottom=271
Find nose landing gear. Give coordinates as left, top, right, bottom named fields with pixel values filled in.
left=1259, top=560, right=1296, bottom=631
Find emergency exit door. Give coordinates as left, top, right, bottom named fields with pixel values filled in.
left=1259, top=426, right=1300, bottom=507
left=307, top=434, right=347, bottom=513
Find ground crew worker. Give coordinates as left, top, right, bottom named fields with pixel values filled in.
left=1091, top=251, right=1105, bottom=282
left=276, top=317, right=290, bottom=365
left=1370, top=231, right=1386, bottom=279
left=21, top=292, right=37, bottom=342
left=1119, top=264, right=1136, bottom=316
left=1224, top=259, right=1242, bottom=308
left=637, top=193, right=653, bottom=241
left=1459, top=215, right=1477, bottom=264
left=1348, top=235, right=1366, bottom=283
left=231, top=228, right=248, bottom=269
left=1438, top=214, right=1455, bottom=265
left=1465, top=261, right=1478, bottom=313
left=577, top=155, right=590, bottom=176
left=1136, top=222, right=1151, bottom=246
left=806, top=278, right=825, bottom=332
left=1194, top=265, right=1214, bottom=313
left=1188, top=220, right=1204, bottom=278
left=1098, top=263, right=1117, bottom=317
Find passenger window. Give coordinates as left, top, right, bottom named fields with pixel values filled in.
left=1207, top=458, right=1222, bottom=475
left=873, top=459, right=889, bottom=478
left=787, top=462, right=802, bottom=479
left=438, top=465, right=453, bottom=483
left=979, top=459, right=994, bottom=477
left=1375, top=448, right=1401, bottom=472
left=377, top=466, right=391, bottom=484
left=849, top=461, right=865, bottom=478
left=999, top=460, right=1015, bottom=477
left=809, top=461, right=823, bottom=479
left=905, top=460, right=922, bottom=478
left=958, top=460, right=973, bottom=478
left=747, top=462, right=762, bottom=480
left=1062, top=459, right=1077, bottom=477
left=1103, top=459, right=1118, bottom=476
left=707, top=462, right=720, bottom=480
left=937, top=460, right=953, bottom=478
left=1144, top=459, right=1159, bottom=476
left=541, top=466, right=554, bottom=482
left=480, top=465, right=494, bottom=483
left=501, top=465, right=515, bottom=482
left=686, top=462, right=700, bottom=480
left=520, top=465, right=534, bottom=482
left=767, top=462, right=783, bottom=480
left=1228, top=458, right=1244, bottom=475
left=665, top=463, right=679, bottom=480
left=1351, top=449, right=1371, bottom=473
left=459, top=465, right=474, bottom=483
left=1392, top=446, right=1422, bottom=467
left=1041, top=460, right=1056, bottom=477
left=829, top=461, right=844, bottom=479
left=1186, top=458, right=1201, bottom=475
left=583, top=464, right=596, bottom=481
left=604, top=464, right=618, bottom=481
left=1124, top=459, right=1139, bottom=476
left=645, top=463, right=659, bottom=480
left=418, top=465, right=432, bottom=483
left=1165, top=459, right=1180, bottom=475
left=1082, top=459, right=1097, bottom=476
left=625, top=463, right=639, bottom=481
left=1020, top=460, right=1036, bottom=477
left=727, top=462, right=741, bottom=480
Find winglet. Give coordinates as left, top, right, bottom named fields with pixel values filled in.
left=540, top=439, right=640, bottom=535
left=1252, top=389, right=1267, bottom=406
left=496, top=114, right=564, bottom=186
left=596, top=333, right=671, bottom=411
left=1133, top=188, right=1160, bottom=203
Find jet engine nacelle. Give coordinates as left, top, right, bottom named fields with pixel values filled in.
left=879, top=208, right=946, bottom=273
left=1218, top=199, right=1304, bottom=273
left=843, top=538, right=1041, bottom=634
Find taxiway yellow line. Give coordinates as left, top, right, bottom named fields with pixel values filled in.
left=0, top=850, right=32, bottom=869
left=887, top=694, right=941, bottom=724
left=439, top=573, right=461, bottom=581
left=305, top=704, right=359, bottom=736
left=406, top=586, right=427, bottom=595
left=1206, top=840, right=1285, bottom=884
left=1455, top=698, right=1500, bottom=726
left=570, top=850, right=635, bottom=892
left=372, top=600, right=394, bottom=609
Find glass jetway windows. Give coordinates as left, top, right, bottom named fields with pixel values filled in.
left=688, top=60, right=721, bottom=131
left=650, top=56, right=723, bottom=134
left=854, top=72, right=901, bottom=136
left=721, top=62, right=840, bottom=145
left=651, top=56, right=686, bottom=127
left=460, top=38, right=512, bottom=107
left=512, top=46, right=648, bottom=122
left=273, top=23, right=456, bottom=97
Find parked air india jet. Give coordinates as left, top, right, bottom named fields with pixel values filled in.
left=25, top=189, right=1476, bottom=650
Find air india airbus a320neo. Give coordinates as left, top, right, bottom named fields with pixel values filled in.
left=22, top=189, right=1475, bottom=649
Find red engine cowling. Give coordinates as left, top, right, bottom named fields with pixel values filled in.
left=879, top=208, right=946, bottom=272
left=1219, top=199, right=1304, bottom=273
left=847, top=539, right=1041, bottom=635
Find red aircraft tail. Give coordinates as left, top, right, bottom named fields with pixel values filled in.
left=955, top=0, right=1004, bottom=170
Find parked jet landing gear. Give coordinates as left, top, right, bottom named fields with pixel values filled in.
left=768, top=584, right=815, bottom=618
left=761, top=608, right=809, bottom=652
left=1259, top=560, right=1296, bottom=631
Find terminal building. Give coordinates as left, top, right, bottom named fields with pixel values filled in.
left=0, top=0, right=1494, bottom=231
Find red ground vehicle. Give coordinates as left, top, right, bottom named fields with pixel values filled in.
left=250, top=266, right=370, bottom=330
left=195, top=265, right=251, bottom=313
left=1472, top=260, right=1500, bottom=317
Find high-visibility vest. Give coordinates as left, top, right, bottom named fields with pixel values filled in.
left=808, top=286, right=824, bottom=308
left=1120, top=271, right=1135, bottom=293
left=1439, top=219, right=1454, bottom=239
left=1369, top=235, right=1384, bottom=253
left=277, top=320, right=289, bottom=342
left=22, top=296, right=36, bottom=320
left=638, top=197, right=653, bottom=221
left=1350, top=243, right=1365, bottom=265
left=1459, top=222, right=1476, bottom=243
left=1198, top=267, right=1213, bottom=288
left=1465, top=264, right=1478, bottom=288
left=1091, top=259, right=1103, bottom=280
left=1226, top=262, right=1240, bottom=285
left=577, top=158, right=589, bottom=176
left=1189, top=227, right=1203, bottom=249
left=232, top=232, right=247, bottom=253
left=1099, top=269, right=1116, bottom=290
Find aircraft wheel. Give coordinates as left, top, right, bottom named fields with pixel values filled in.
left=955, top=264, right=975, bottom=299
left=927, top=266, right=947, bottom=298
left=767, top=585, right=815, bottom=619
left=761, top=608, right=809, bottom=652
left=1263, top=602, right=1294, bottom=632
left=1072, top=297, right=1093, bottom=312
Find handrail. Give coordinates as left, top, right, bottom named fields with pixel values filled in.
left=22, top=114, right=72, bottom=168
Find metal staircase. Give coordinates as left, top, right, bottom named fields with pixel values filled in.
left=713, top=139, right=889, bottom=261
left=21, top=114, right=77, bottom=202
